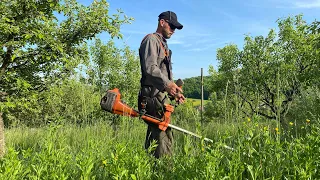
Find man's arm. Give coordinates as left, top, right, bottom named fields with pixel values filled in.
left=140, top=35, right=171, bottom=91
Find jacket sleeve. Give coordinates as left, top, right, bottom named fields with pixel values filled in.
left=139, top=35, right=171, bottom=91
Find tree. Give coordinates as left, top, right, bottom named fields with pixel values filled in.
left=88, top=39, right=141, bottom=107
left=208, top=15, right=319, bottom=125
left=182, top=76, right=210, bottom=100
left=0, top=0, right=133, bottom=156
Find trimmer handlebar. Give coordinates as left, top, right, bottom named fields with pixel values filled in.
left=176, top=78, right=184, bottom=88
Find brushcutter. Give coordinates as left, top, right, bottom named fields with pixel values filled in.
left=100, top=83, right=233, bottom=151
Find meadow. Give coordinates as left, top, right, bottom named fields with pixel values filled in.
left=187, top=98, right=209, bottom=107
left=1, top=2, right=319, bottom=179
left=1, top=113, right=319, bottom=179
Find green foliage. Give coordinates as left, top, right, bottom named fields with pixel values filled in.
left=203, top=92, right=225, bottom=120
left=186, top=98, right=209, bottom=107
left=286, top=86, right=320, bottom=123
left=181, top=76, right=210, bottom=100
left=207, top=15, right=320, bottom=126
left=172, top=100, right=201, bottom=127
left=88, top=39, right=140, bottom=107
left=1, top=38, right=141, bottom=127
left=1, top=121, right=152, bottom=179
left=2, top=78, right=107, bottom=127
left=41, top=79, right=107, bottom=125
left=0, top=4, right=319, bottom=179
left=0, top=0, right=133, bottom=123
left=1, top=117, right=320, bottom=179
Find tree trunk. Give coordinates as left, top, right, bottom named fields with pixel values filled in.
left=0, top=112, right=5, bottom=157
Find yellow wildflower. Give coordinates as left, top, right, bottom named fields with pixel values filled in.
left=102, top=160, right=107, bottom=165
left=263, top=126, right=268, bottom=131
left=275, top=127, right=279, bottom=131
left=247, top=117, right=251, bottom=122
left=289, top=122, right=294, bottom=126
left=306, top=119, right=310, bottom=123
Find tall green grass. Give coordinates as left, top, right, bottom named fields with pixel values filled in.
left=1, top=116, right=319, bottom=179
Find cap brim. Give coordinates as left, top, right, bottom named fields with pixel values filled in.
left=171, top=21, right=183, bottom=30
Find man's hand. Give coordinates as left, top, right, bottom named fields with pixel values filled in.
left=175, top=93, right=185, bottom=104
left=165, top=82, right=185, bottom=104
left=165, top=82, right=182, bottom=96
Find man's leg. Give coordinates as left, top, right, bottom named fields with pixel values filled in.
left=141, top=91, right=174, bottom=158
left=145, top=125, right=173, bottom=158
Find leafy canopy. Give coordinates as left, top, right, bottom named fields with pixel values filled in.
left=208, top=15, right=319, bottom=121
left=0, top=0, right=133, bottom=111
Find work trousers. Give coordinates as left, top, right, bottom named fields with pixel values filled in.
left=138, top=86, right=173, bottom=158
left=145, top=124, right=173, bottom=158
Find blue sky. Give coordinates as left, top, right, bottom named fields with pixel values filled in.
left=78, top=0, right=319, bottom=79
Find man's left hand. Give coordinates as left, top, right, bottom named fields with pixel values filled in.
left=175, top=93, right=185, bottom=104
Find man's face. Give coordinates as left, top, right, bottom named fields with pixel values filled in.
left=161, top=19, right=176, bottom=39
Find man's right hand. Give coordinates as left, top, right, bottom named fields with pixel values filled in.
left=165, top=82, right=183, bottom=96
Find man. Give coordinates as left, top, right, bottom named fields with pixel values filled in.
left=138, top=11, right=185, bottom=158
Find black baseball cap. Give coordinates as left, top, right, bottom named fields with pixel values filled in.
left=158, top=11, right=183, bottom=30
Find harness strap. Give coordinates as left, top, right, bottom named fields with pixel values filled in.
left=141, top=33, right=169, bottom=57
left=140, top=33, right=172, bottom=83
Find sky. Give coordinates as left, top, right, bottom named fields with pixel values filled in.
left=77, top=0, right=319, bottom=79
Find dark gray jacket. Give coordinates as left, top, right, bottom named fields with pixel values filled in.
left=139, top=33, right=173, bottom=93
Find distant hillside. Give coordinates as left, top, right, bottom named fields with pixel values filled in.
left=176, top=76, right=210, bottom=100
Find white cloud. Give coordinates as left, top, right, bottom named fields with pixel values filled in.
left=294, top=0, right=320, bottom=8
left=177, top=0, right=198, bottom=11
left=167, top=32, right=216, bottom=46
left=121, top=30, right=148, bottom=35
left=243, top=0, right=320, bottom=9
left=195, top=38, right=220, bottom=45
left=187, top=47, right=207, bottom=52
left=191, top=33, right=214, bottom=37
left=182, top=43, right=192, bottom=47
left=168, top=40, right=184, bottom=45
left=186, top=41, right=229, bottom=52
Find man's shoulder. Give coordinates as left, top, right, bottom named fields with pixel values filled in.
left=141, top=33, right=161, bottom=44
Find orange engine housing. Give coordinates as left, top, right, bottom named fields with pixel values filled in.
left=100, top=88, right=173, bottom=131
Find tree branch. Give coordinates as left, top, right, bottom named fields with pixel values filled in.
left=0, top=92, right=8, bottom=102
left=0, top=47, right=12, bottom=78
